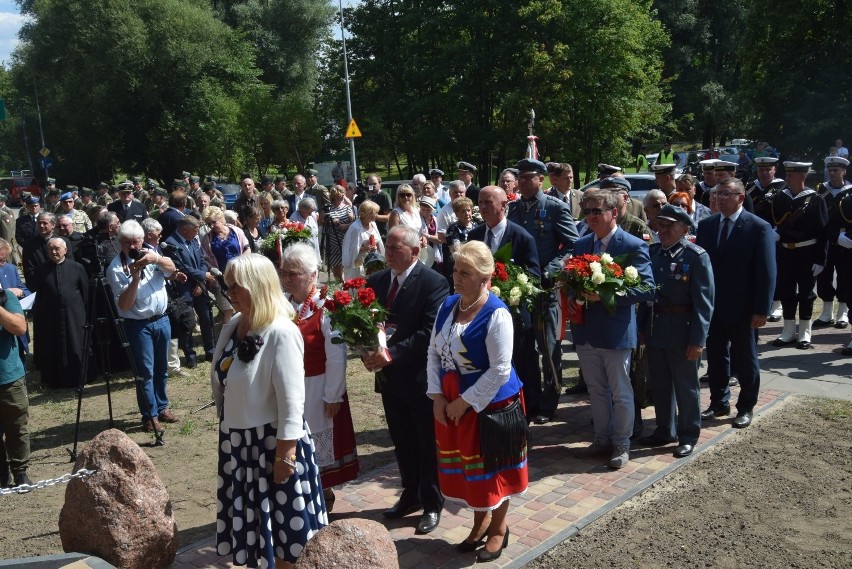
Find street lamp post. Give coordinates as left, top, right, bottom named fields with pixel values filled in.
left=339, top=0, right=358, bottom=184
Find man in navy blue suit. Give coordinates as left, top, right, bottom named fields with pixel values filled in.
left=469, top=186, right=542, bottom=420
left=569, top=187, right=655, bottom=469
left=696, top=177, right=776, bottom=428
left=163, top=216, right=216, bottom=365
left=107, top=182, right=148, bottom=224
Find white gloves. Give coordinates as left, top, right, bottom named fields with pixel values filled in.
left=838, top=231, right=852, bottom=249
left=812, top=264, right=824, bottom=277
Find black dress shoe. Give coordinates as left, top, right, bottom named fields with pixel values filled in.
left=476, top=528, right=510, bottom=563
left=772, top=338, right=796, bottom=347
left=205, top=352, right=215, bottom=362
left=842, top=347, right=852, bottom=356
left=564, top=383, right=588, bottom=395
left=732, top=411, right=753, bottom=429
left=533, top=414, right=553, bottom=425
left=673, top=444, right=694, bottom=458
left=416, top=510, right=440, bottom=534
left=185, top=354, right=198, bottom=369
left=796, top=340, right=812, bottom=350
left=700, top=405, right=731, bottom=420
left=728, top=376, right=740, bottom=386
left=383, top=499, right=422, bottom=519
left=813, top=318, right=834, bottom=328
left=836, top=320, right=849, bottom=329
left=637, top=435, right=676, bottom=447
left=767, top=314, right=781, bottom=322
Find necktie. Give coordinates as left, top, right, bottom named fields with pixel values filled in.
left=718, top=217, right=730, bottom=248
left=486, top=229, right=494, bottom=250
left=386, top=276, right=399, bottom=306
left=595, top=238, right=606, bottom=253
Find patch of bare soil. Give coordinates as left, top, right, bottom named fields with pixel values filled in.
left=0, top=352, right=394, bottom=561
left=525, top=396, right=852, bottom=568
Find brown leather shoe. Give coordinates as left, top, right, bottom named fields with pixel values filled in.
left=159, top=409, right=180, bottom=423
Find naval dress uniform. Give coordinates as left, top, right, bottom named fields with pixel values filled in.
left=771, top=183, right=828, bottom=348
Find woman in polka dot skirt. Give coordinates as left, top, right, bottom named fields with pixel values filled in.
left=211, top=254, right=328, bottom=569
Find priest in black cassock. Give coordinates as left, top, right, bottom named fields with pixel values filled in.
left=31, top=237, right=89, bottom=389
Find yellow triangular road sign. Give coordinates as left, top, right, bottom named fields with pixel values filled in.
left=345, top=119, right=362, bottom=138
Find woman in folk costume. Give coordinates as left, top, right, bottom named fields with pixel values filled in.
left=276, top=241, right=358, bottom=511
left=426, top=241, right=528, bottom=563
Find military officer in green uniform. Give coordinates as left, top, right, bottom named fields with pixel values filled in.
left=638, top=204, right=714, bottom=458
left=95, top=182, right=113, bottom=207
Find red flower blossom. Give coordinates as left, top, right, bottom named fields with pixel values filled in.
left=493, top=262, right=510, bottom=282
left=358, top=288, right=376, bottom=307
left=333, top=290, right=353, bottom=306
left=343, top=277, right=368, bottom=290
left=324, top=299, right=336, bottom=312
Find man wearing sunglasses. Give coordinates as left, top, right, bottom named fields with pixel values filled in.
left=570, top=188, right=655, bottom=469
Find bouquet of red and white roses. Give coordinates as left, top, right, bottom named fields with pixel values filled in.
left=262, top=220, right=313, bottom=261
left=561, top=252, right=649, bottom=322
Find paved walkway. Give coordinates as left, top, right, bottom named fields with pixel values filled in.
left=172, top=319, right=851, bottom=568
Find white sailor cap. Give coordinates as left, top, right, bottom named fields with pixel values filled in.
left=825, top=156, right=850, bottom=168
left=754, top=156, right=778, bottom=166
left=783, top=161, right=812, bottom=173
left=651, top=163, right=677, bottom=174
left=699, top=159, right=718, bottom=169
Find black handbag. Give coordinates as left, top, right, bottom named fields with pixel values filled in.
left=446, top=303, right=529, bottom=473
left=479, top=397, right=529, bottom=473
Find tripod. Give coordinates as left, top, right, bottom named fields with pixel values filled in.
left=68, top=273, right=162, bottom=461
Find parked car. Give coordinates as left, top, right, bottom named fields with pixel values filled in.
left=216, top=183, right=241, bottom=209
left=8, top=171, right=41, bottom=206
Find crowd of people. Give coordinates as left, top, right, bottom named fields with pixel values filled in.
left=0, top=148, right=848, bottom=566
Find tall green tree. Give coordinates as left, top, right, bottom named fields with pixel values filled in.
left=652, top=0, right=746, bottom=147
left=737, top=0, right=852, bottom=158
left=345, top=0, right=669, bottom=183
left=11, top=0, right=264, bottom=184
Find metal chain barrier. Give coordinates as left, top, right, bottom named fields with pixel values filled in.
left=0, top=468, right=97, bottom=496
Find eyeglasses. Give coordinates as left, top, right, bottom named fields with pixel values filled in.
left=581, top=208, right=607, bottom=217
left=715, top=191, right=742, bottom=198
left=280, top=270, right=306, bottom=279
left=398, top=193, right=414, bottom=197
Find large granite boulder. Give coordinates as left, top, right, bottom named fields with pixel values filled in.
left=58, top=429, right=178, bottom=569
left=295, top=518, right=398, bottom=568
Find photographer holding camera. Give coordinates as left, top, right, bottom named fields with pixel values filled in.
left=106, top=220, right=178, bottom=439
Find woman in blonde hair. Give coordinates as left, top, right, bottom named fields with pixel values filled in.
left=212, top=254, right=327, bottom=569
left=427, top=241, right=527, bottom=562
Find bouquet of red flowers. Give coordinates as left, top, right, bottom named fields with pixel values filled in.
left=324, top=277, right=389, bottom=355
left=561, top=252, right=649, bottom=322
left=489, top=243, right=543, bottom=323
left=261, top=220, right=313, bottom=263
